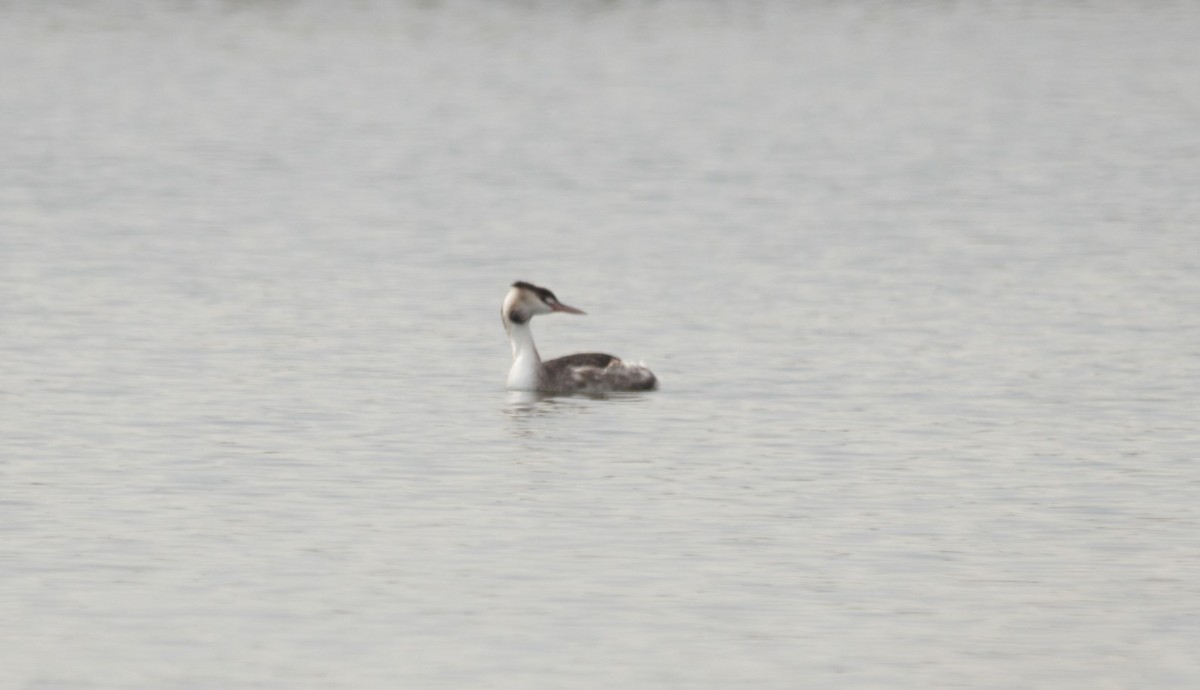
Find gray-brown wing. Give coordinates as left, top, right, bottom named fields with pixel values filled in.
left=542, top=352, right=657, bottom=393
left=542, top=353, right=620, bottom=376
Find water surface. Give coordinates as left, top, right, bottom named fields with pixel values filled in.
left=2, top=2, right=1199, bottom=688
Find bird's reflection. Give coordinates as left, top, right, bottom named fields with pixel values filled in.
left=501, top=389, right=650, bottom=438
left=505, top=390, right=551, bottom=409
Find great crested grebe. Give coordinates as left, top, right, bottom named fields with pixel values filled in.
left=502, top=281, right=658, bottom=394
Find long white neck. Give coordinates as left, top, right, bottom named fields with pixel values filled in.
left=506, top=320, right=542, bottom=390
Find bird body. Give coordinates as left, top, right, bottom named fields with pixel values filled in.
left=502, top=281, right=657, bottom=394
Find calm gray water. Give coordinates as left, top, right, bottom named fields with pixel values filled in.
left=3, top=1, right=1199, bottom=688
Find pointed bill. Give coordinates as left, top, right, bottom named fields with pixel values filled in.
left=550, top=301, right=586, bottom=315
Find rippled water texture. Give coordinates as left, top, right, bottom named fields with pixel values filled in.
left=3, top=2, right=1199, bottom=688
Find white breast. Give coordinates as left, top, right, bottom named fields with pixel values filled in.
left=507, top=350, right=541, bottom=390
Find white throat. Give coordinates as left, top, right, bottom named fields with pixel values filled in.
left=506, top=320, right=542, bottom=390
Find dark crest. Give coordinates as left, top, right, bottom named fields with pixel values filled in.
left=512, top=280, right=559, bottom=305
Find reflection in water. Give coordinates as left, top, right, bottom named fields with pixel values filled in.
left=505, top=390, right=653, bottom=413
left=502, top=390, right=653, bottom=437
left=503, top=391, right=567, bottom=438
left=505, top=390, right=550, bottom=409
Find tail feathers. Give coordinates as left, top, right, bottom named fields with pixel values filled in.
left=608, top=360, right=657, bottom=391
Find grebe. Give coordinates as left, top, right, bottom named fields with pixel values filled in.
left=502, top=281, right=658, bottom=394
